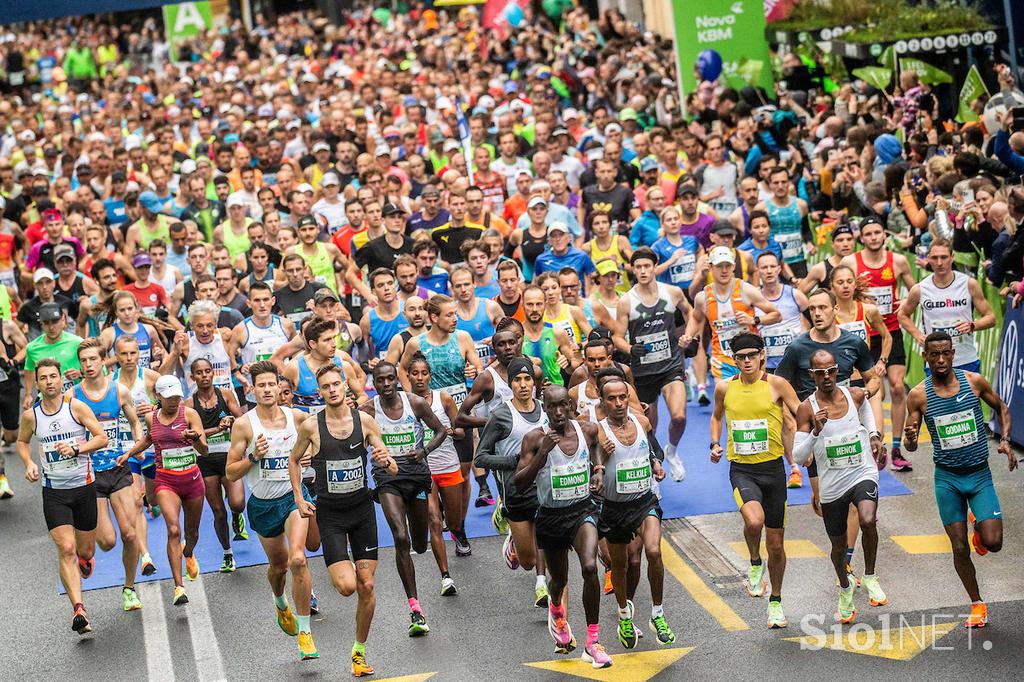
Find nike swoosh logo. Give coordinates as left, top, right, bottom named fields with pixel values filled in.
left=365, top=547, right=377, bottom=552
left=171, top=424, right=183, bottom=430
left=956, top=394, right=968, bottom=403
left=993, top=511, right=1001, bottom=516
left=867, top=489, right=878, bottom=498
left=349, top=444, right=360, bottom=450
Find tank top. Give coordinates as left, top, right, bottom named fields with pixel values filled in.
left=301, top=242, right=338, bottom=294
left=535, top=420, right=591, bottom=509
left=919, top=272, right=978, bottom=366
left=221, top=222, right=252, bottom=261
left=854, top=251, right=900, bottom=331
left=591, top=291, right=618, bottom=322
left=138, top=215, right=171, bottom=250
left=523, top=327, right=563, bottom=386
left=419, top=333, right=468, bottom=406
left=808, top=387, right=877, bottom=503
left=766, top=196, right=804, bottom=264
left=35, top=395, right=91, bottom=489
left=152, top=266, right=178, bottom=298
left=113, top=320, right=153, bottom=368
left=757, top=285, right=803, bottom=369
left=184, top=332, right=232, bottom=395
left=723, top=375, right=784, bottom=464
left=86, top=294, right=109, bottom=338
left=0, top=283, right=11, bottom=321
left=520, top=228, right=547, bottom=281
left=653, top=235, right=699, bottom=292
left=311, top=407, right=370, bottom=506
left=151, top=405, right=199, bottom=477
left=575, top=380, right=602, bottom=416
left=836, top=301, right=869, bottom=343
left=423, top=390, right=460, bottom=475
left=924, top=370, right=989, bottom=472
left=544, top=303, right=581, bottom=347
left=240, top=315, right=290, bottom=366
left=481, top=365, right=514, bottom=417
left=706, top=280, right=755, bottom=379
left=368, top=303, right=408, bottom=359
left=194, top=388, right=231, bottom=455
left=588, top=236, right=630, bottom=293
left=599, top=414, right=653, bottom=502
left=114, top=367, right=154, bottom=459
left=495, top=293, right=525, bottom=322
left=73, top=381, right=122, bottom=473
left=245, top=407, right=297, bottom=500
left=293, top=354, right=345, bottom=414
left=626, top=283, right=684, bottom=379
left=496, top=400, right=548, bottom=502
left=373, top=393, right=429, bottom=483
left=457, top=299, right=497, bottom=366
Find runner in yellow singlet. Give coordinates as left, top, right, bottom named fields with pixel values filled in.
left=582, top=211, right=633, bottom=294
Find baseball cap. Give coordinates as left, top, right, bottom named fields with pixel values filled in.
left=33, top=267, right=56, bottom=283
left=562, top=108, right=580, bottom=120
left=713, top=219, right=738, bottom=236
left=516, top=168, right=534, bottom=180
left=382, top=202, right=405, bottom=217
left=179, top=159, right=197, bottom=176
left=605, top=122, right=623, bottom=135
left=507, top=357, right=533, bottom=379
left=155, top=375, right=184, bottom=399
left=38, top=302, right=63, bottom=322
left=595, top=259, right=620, bottom=276
left=312, top=141, right=331, bottom=153
left=321, top=172, right=340, bottom=187
left=313, top=288, right=340, bottom=305
left=442, top=139, right=460, bottom=153
left=139, top=191, right=164, bottom=214
left=53, top=244, right=75, bottom=262
left=296, top=183, right=314, bottom=194
left=527, top=196, right=547, bottom=209
left=296, top=214, right=319, bottom=230
left=547, top=221, right=570, bottom=236
left=111, top=170, right=127, bottom=182
left=132, top=253, right=153, bottom=268
left=831, top=223, right=855, bottom=240
left=639, top=157, right=658, bottom=172
left=552, top=127, right=569, bottom=138
left=42, top=207, right=63, bottom=223
left=618, top=107, right=638, bottom=122
left=709, top=245, right=736, bottom=266
left=587, top=326, right=613, bottom=343
left=677, top=183, right=698, bottom=197
left=225, top=193, right=246, bottom=209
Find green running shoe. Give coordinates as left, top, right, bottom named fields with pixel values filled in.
left=618, top=617, right=638, bottom=649
left=534, top=584, right=550, bottom=608
left=649, top=615, right=675, bottom=645
left=767, top=600, right=788, bottom=629
left=409, top=610, right=429, bottom=637
left=837, top=584, right=856, bottom=623
left=861, top=575, right=888, bottom=606
left=220, top=553, right=236, bottom=573
left=746, top=564, right=767, bottom=597
left=122, top=586, right=143, bottom=612
left=232, top=513, right=248, bottom=541
left=491, top=500, right=509, bottom=535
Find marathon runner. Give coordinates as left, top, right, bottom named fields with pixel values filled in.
left=22, top=303, right=83, bottom=411
left=521, top=285, right=580, bottom=386
left=0, top=318, right=26, bottom=500
left=165, top=300, right=234, bottom=396
left=227, top=281, right=297, bottom=401
left=798, top=223, right=857, bottom=294
left=98, top=291, right=165, bottom=369
left=284, top=317, right=367, bottom=414
left=384, top=295, right=427, bottom=365
left=754, top=167, right=812, bottom=278
left=904, top=332, right=1017, bottom=629
left=570, top=336, right=642, bottom=416
left=452, top=265, right=505, bottom=370
left=360, top=268, right=408, bottom=362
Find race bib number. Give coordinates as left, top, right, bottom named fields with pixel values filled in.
left=777, top=231, right=803, bottom=261
left=824, top=432, right=864, bottom=469
left=731, top=418, right=769, bottom=455
left=42, top=447, right=78, bottom=473
left=839, top=320, right=868, bottom=343
left=162, top=446, right=197, bottom=471
left=475, top=342, right=493, bottom=363
left=307, top=403, right=326, bottom=416
left=714, top=317, right=740, bottom=358
left=350, top=293, right=363, bottom=307
left=866, top=286, right=893, bottom=315
left=615, top=456, right=652, bottom=495
left=930, top=318, right=967, bottom=345
left=326, top=458, right=364, bottom=494
left=99, top=419, right=119, bottom=447
left=61, top=374, right=76, bottom=394
left=934, top=409, right=979, bottom=450
left=259, top=456, right=290, bottom=481
left=287, top=311, right=310, bottom=326
left=254, top=341, right=276, bottom=362
left=668, top=254, right=696, bottom=284
left=635, top=330, right=671, bottom=365
left=551, top=459, right=590, bottom=501
left=381, top=427, right=416, bottom=456
left=761, top=318, right=803, bottom=358
left=207, top=429, right=230, bottom=453
left=442, top=383, right=468, bottom=407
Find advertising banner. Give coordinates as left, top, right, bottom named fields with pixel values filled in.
left=993, top=297, right=1024, bottom=447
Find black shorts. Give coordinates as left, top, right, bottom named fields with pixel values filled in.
left=534, top=498, right=599, bottom=552
left=788, top=260, right=808, bottom=280
left=729, top=458, right=787, bottom=529
left=870, top=327, right=906, bottom=367
left=455, top=434, right=474, bottom=464
left=302, top=476, right=317, bottom=502
left=821, top=479, right=879, bottom=537
left=503, top=493, right=540, bottom=523
left=316, top=497, right=379, bottom=565
left=632, top=370, right=684, bottom=405
left=198, top=452, right=228, bottom=479
left=0, top=383, right=20, bottom=430
left=599, top=492, right=662, bottom=545
left=42, top=484, right=98, bottom=532
left=374, top=475, right=431, bottom=504
left=94, top=466, right=133, bottom=498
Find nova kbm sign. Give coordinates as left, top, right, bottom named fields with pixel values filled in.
left=672, top=0, right=774, bottom=98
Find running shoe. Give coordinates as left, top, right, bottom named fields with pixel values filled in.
left=969, top=511, right=988, bottom=556
left=502, top=532, right=519, bottom=570
left=861, top=575, right=888, bottom=606
left=78, top=556, right=94, bottom=579
left=603, top=569, right=613, bottom=595
left=148, top=504, right=161, bottom=519
left=787, top=466, right=803, bottom=489
left=834, top=563, right=860, bottom=588
left=890, top=448, right=912, bottom=472
left=618, top=617, right=638, bottom=649
left=492, top=501, right=509, bottom=535
left=351, top=651, right=374, bottom=677
left=766, top=600, right=788, bottom=628
left=71, top=605, right=92, bottom=634
left=122, top=587, right=143, bottom=612
left=172, top=586, right=189, bottom=606
left=625, top=600, right=643, bottom=638
left=453, top=529, right=472, bottom=557
left=475, top=486, right=494, bottom=507
left=686, top=367, right=698, bottom=401
left=140, top=553, right=157, bottom=577
left=440, top=576, right=458, bottom=596
left=548, top=608, right=576, bottom=654
left=297, top=631, right=318, bottom=660
left=746, top=564, right=767, bottom=597
left=184, top=553, right=200, bottom=581
left=965, top=601, right=988, bottom=628
left=581, top=642, right=612, bottom=669
left=649, top=615, right=676, bottom=645
left=665, top=449, right=686, bottom=482
left=0, top=474, right=13, bottom=499
left=232, top=513, right=248, bottom=541
left=837, top=585, right=856, bottom=624
left=534, top=584, right=550, bottom=608
left=309, top=592, right=319, bottom=615
left=277, top=604, right=298, bottom=636
left=220, top=553, right=236, bottom=573
left=697, top=387, right=710, bottom=406
left=409, top=610, right=429, bottom=637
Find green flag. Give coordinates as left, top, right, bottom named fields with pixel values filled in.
left=899, top=58, right=953, bottom=85
left=737, top=58, right=764, bottom=85
left=894, top=127, right=905, bottom=145
left=852, top=66, right=892, bottom=91
left=956, top=64, right=988, bottom=123
left=878, top=45, right=895, bottom=72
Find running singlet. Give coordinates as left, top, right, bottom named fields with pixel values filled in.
left=419, top=333, right=468, bottom=406
left=245, top=407, right=297, bottom=500
left=240, top=315, right=291, bottom=366
left=625, top=282, right=684, bottom=379
left=113, top=321, right=153, bottom=368
left=310, top=408, right=370, bottom=505
left=723, top=375, right=783, bottom=464
left=919, top=272, right=978, bottom=367
left=35, top=395, right=91, bottom=489
left=368, top=304, right=408, bottom=358
left=300, top=242, right=338, bottom=294
left=599, top=414, right=653, bottom=502
left=807, top=387, right=877, bottom=503
left=544, top=303, right=581, bottom=347
left=575, top=380, right=602, bottom=416
left=194, top=389, right=231, bottom=455
left=293, top=355, right=346, bottom=415
left=589, top=237, right=630, bottom=293
left=73, top=381, right=122, bottom=473
left=114, top=367, right=155, bottom=466
left=457, top=299, right=497, bottom=366
left=481, top=365, right=514, bottom=417
left=372, top=393, right=428, bottom=482
left=837, top=302, right=869, bottom=342
left=184, top=332, right=232, bottom=395
left=652, top=235, right=699, bottom=292
left=706, top=280, right=755, bottom=380
left=923, top=369, right=989, bottom=471
left=424, top=390, right=460, bottom=475
left=523, top=327, right=563, bottom=386
left=855, top=251, right=900, bottom=331
left=535, top=420, right=591, bottom=508
left=758, top=285, right=802, bottom=369
left=151, top=405, right=199, bottom=476
left=766, top=196, right=804, bottom=265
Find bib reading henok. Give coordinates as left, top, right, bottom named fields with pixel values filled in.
left=934, top=409, right=979, bottom=450
left=823, top=432, right=864, bottom=469
left=731, top=418, right=769, bottom=455
left=615, top=456, right=652, bottom=495
left=326, top=458, right=364, bottom=494
left=550, top=460, right=589, bottom=501
left=163, top=446, right=197, bottom=471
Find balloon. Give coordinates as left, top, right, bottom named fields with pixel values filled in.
left=696, top=49, right=722, bottom=82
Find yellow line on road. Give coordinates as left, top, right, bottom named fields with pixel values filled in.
left=660, top=538, right=749, bottom=632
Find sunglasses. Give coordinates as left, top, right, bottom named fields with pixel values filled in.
left=734, top=351, right=761, bottom=362
left=809, top=365, right=839, bottom=376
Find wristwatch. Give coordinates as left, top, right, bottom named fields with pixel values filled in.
left=72, top=444, right=80, bottom=457
left=247, top=451, right=258, bottom=463
left=709, top=441, right=719, bottom=450
left=753, top=315, right=762, bottom=326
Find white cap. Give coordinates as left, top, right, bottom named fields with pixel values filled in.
left=709, top=245, right=736, bottom=266
left=18, top=129, right=36, bottom=142
left=527, top=195, right=547, bottom=209
left=322, top=172, right=340, bottom=187
left=297, top=183, right=314, bottom=194
left=435, top=96, right=453, bottom=111
left=33, top=267, right=55, bottom=283
left=547, top=221, right=570, bottom=236
left=286, top=119, right=301, bottom=131
left=562, top=107, right=580, bottom=120
left=374, top=143, right=391, bottom=157
left=155, top=375, right=184, bottom=399
left=226, top=193, right=246, bottom=208
left=312, top=141, right=331, bottom=153
left=124, top=134, right=142, bottom=151
left=179, top=159, right=197, bottom=176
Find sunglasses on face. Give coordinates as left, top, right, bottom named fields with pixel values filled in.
left=734, top=351, right=761, bottom=362
left=809, top=365, right=839, bottom=376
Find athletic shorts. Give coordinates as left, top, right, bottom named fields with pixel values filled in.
left=0, top=384, right=20, bottom=430
left=729, top=458, right=787, bottom=529
left=302, top=476, right=317, bottom=502
left=934, top=463, right=1001, bottom=527
left=374, top=475, right=431, bottom=504
left=198, top=452, right=228, bottom=478
left=820, top=479, right=879, bottom=537
left=129, top=451, right=156, bottom=479
left=42, top=484, right=98, bottom=532
left=94, top=466, right=134, bottom=499
left=155, top=468, right=206, bottom=501
left=316, top=497, right=378, bottom=565
left=503, top=493, right=540, bottom=523
left=870, top=327, right=906, bottom=367
left=632, top=370, right=684, bottom=405
left=431, top=469, right=464, bottom=488
left=599, top=492, right=662, bottom=545
left=247, top=488, right=311, bottom=539
left=926, top=359, right=981, bottom=376
left=789, top=260, right=808, bottom=280
left=534, top=498, right=599, bottom=552
left=455, top=434, right=474, bottom=464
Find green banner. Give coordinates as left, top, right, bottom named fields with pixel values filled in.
left=163, top=2, right=213, bottom=55
left=852, top=66, right=892, bottom=91
left=672, top=0, right=774, bottom=99
left=956, top=64, right=988, bottom=123
left=878, top=44, right=896, bottom=72
left=899, top=57, right=953, bottom=85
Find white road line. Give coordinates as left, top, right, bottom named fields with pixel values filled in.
left=138, top=582, right=175, bottom=682
left=185, top=576, right=227, bottom=682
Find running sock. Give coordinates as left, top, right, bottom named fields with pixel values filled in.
left=274, top=593, right=288, bottom=610
left=535, top=574, right=547, bottom=590
left=891, top=438, right=901, bottom=452
left=586, top=624, right=599, bottom=646
left=73, top=602, right=84, bottom=613
left=296, top=614, right=311, bottom=633
left=844, top=547, right=854, bottom=565
left=441, top=571, right=451, bottom=580
left=352, top=641, right=365, bottom=656
left=408, top=597, right=422, bottom=614
left=769, top=595, right=781, bottom=603
left=619, top=605, right=630, bottom=620
left=651, top=603, right=664, bottom=619
left=750, top=558, right=763, bottom=567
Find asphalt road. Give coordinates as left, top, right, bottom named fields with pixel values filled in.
left=3, top=435, right=1023, bottom=681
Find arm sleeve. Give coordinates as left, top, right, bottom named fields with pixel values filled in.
left=648, top=429, right=665, bottom=462
left=857, top=392, right=877, bottom=433
left=473, top=406, right=515, bottom=470
left=793, top=430, right=816, bottom=467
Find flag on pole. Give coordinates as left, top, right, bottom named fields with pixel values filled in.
left=898, top=58, right=953, bottom=85
left=956, top=64, right=988, bottom=123
left=878, top=44, right=895, bottom=72
left=454, top=95, right=475, bottom=184
left=852, top=66, right=893, bottom=91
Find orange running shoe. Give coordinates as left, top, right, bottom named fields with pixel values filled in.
left=965, top=601, right=987, bottom=628
left=184, top=553, right=200, bottom=581
left=603, top=569, right=613, bottom=595
left=787, top=466, right=803, bottom=489
left=351, top=651, right=374, bottom=677
left=968, top=512, right=988, bottom=556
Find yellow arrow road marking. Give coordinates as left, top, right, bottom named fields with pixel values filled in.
left=783, top=621, right=958, bottom=661
left=525, top=647, right=694, bottom=681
